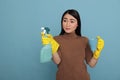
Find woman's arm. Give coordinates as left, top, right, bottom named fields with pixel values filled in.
left=88, top=36, right=104, bottom=68
left=88, top=57, right=98, bottom=68
left=52, top=52, right=61, bottom=64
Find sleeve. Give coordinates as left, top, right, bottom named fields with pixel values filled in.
left=84, top=37, right=93, bottom=64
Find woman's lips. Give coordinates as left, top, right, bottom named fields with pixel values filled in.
left=65, top=28, right=71, bottom=30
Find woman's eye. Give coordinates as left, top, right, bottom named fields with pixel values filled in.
left=71, top=21, right=74, bottom=23
left=63, top=19, right=67, bottom=22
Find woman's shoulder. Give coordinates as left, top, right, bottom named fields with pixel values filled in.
left=81, top=36, right=88, bottom=40
left=53, top=35, right=63, bottom=41
left=79, top=36, right=89, bottom=44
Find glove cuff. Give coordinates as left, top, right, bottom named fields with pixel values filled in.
left=93, top=50, right=101, bottom=59
left=50, top=38, right=59, bottom=54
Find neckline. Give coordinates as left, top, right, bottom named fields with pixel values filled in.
left=62, top=32, right=78, bottom=39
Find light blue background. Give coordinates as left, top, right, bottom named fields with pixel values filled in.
left=0, top=0, right=120, bottom=80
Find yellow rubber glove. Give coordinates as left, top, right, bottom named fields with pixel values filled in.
left=41, top=32, right=52, bottom=45
left=41, top=32, right=59, bottom=54
left=93, top=36, right=104, bottom=59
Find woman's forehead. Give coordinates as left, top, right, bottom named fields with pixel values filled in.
left=63, top=14, right=77, bottom=20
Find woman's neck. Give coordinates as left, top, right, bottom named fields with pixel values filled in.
left=63, top=32, right=78, bottom=38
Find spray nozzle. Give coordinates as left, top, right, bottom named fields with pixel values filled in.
left=41, top=27, right=50, bottom=34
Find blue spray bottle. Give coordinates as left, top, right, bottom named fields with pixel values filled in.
left=40, top=27, right=52, bottom=63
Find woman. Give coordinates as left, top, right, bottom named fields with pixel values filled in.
left=41, top=9, right=104, bottom=80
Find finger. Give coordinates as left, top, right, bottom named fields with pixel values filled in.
left=97, top=36, right=104, bottom=42
left=46, top=34, right=53, bottom=38
left=98, top=39, right=104, bottom=45
left=41, top=32, right=45, bottom=37
left=97, top=36, right=101, bottom=39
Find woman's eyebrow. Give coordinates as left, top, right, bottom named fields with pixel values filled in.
left=63, top=18, right=76, bottom=21
left=70, top=19, right=76, bottom=21
left=63, top=18, right=67, bottom=19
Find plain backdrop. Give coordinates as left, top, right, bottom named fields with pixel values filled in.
left=0, top=0, right=120, bottom=80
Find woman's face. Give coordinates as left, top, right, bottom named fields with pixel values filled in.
left=62, top=13, right=78, bottom=34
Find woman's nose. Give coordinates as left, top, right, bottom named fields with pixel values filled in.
left=66, top=22, right=70, bottom=27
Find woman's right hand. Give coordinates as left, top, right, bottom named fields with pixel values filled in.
left=41, top=32, right=53, bottom=45
left=41, top=32, right=59, bottom=54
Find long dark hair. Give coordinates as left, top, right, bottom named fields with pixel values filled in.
left=59, top=9, right=81, bottom=36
